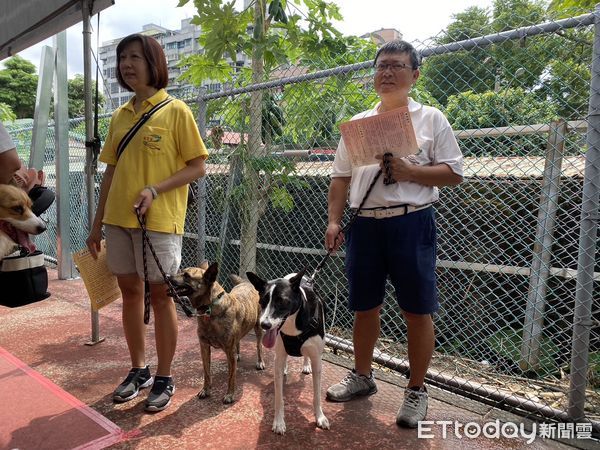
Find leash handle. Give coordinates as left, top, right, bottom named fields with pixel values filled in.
left=135, top=209, right=196, bottom=322
left=382, top=152, right=396, bottom=185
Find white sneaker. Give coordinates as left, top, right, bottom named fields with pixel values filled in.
left=326, top=369, right=377, bottom=402
left=396, top=387, right=428, bottom=428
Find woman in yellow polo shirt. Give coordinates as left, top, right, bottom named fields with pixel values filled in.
left=86, top=33, right=208, bottom=412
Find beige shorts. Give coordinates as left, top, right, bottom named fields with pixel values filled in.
left=105, top=225, right=182, bottom=284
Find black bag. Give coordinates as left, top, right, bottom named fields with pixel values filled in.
left=0, top=250, right=50, bottom=307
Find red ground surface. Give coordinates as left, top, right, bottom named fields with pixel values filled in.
left=0, top=270, right=587, bottom=449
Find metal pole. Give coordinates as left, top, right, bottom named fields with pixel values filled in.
left=195, top=89, right=208, bottom=264
left=30, top=46, right=55, bottom=170
left=53, top=31, right=73, bottom=279
left=568, top=4, right=600, bottom=422
left=83, top=0, right=104, bottom=345
left=520, top=120, right=567, bottom=371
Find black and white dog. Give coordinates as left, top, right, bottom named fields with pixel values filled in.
left=247, top=269, right=329, bottom=435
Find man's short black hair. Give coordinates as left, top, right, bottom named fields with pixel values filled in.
left=374, top=39, right=421, bottom=70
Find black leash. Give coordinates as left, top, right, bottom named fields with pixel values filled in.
left=307, top=153, right=394, bottom=283
left=135, top=209, right=196, bottom=324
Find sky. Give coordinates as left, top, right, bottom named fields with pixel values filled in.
left=10, top=0, right=495, bottom=77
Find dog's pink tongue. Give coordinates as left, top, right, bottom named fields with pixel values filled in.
left=262, top=328, right=278, bottom=349
left=0, top=222, right=36, bottom=253
left=15, top=229, right=36, bottom=253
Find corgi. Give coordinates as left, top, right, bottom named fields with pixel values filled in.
left=0, top=184, right=47, bottom=258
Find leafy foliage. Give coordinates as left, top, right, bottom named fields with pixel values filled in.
left=67, top=75, right=106, bottom=118
left=0, top=103, right=16, bottom=122
left=178, top=0, right=343, bottom=83
left=486, top=327, right=561, bottom=377
left=446, top=88, right=558, bottom=156
left=0, top=56, right=38, bottom=119
left=447, top=88, right=557, bottom=129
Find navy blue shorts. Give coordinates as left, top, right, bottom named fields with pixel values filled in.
left=345, top=207, right=438, bottom=314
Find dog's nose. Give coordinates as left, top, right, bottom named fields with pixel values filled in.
left=260, top=321, right=272, bottom=330
left=36, top=224, right=46, bottom=234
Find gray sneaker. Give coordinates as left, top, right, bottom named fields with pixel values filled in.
left=144, top=376, right=175, bottom=412
left=326, top=369, right=377, bottom=402
left=396, top=387, right=428, bottom=428
left=113, top=365, right=153, bottom=403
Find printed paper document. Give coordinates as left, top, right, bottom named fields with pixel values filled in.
left=339, top=106, right=418, bottom=167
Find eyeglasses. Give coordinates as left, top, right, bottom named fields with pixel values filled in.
left=375, top=62, right=413, bottom=73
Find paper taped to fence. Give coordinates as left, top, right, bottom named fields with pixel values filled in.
left=73, top=241, right=120, bottom=311
left=339, top=106, right=419, bottom=167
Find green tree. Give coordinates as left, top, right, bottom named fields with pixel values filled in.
left=421, top=7, right=494, bottom=106
left=67, top=74, right=105, bottom=118
left=422, top=0, right=555, bottom=106
left=0, top=56, right=38, bottom=119
left=548, top=0, right=596, bottom=15
left=0, top=103, right=16, bottom=122
left=178, top=0, right=343, bottom=274
left=446, top=88, right=558, bottom=156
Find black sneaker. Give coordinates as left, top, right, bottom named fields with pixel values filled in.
left=113, top=365, right=153, bottom=403
left=144, top=376, right=175, bottom=412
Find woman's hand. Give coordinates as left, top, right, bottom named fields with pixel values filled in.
left=85, top=224, right=103, bottom=260
left=133, top=188, right=155, bottom=216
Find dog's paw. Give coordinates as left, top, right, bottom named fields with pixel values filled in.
left=316, top=415, right=330, bottom=430
left=223, top=394, right=235, bottom=404
left=302, top=364, right=312, bottom=374
left=256, top=361, right=265, bottom=370
left=272, top=420, right=286, bottom=435
left=197, top=388, right=210, bottom=399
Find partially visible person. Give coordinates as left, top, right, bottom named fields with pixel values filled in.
left=0, top=122, right=21, bottom=184
left=324, top=40, right=463, bottom=428
left=86, top=33, right=208, bottom=413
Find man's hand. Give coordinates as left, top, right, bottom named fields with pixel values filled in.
left=325, top=222, right=344, bottom=253
left=375, top=153, right=416, bottom=183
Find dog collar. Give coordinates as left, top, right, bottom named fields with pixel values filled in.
left=197, top=290, right=226, bottom=318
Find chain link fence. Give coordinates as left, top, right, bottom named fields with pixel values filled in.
left=5, top=7, right=600, bottom=435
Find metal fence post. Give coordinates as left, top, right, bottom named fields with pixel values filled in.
left=30, top=46, right=55, bottom=170
left=196, top=88, right=208, bottom=264
left=520, top=119, right=567, bottom=371
left=53, top=31, right=73, bottom=280
left=568, top=4, right=600, bottom=422
left=82, top=0, right=104, bottom=345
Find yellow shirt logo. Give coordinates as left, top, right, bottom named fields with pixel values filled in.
left=143, top=134, right=162, bottom=150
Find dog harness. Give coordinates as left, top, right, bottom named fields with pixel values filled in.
left=280, top=315, right=324, bottom=357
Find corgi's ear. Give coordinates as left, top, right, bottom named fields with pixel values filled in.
left=199, top=260, right=209, bottom=270
left=246, top=272, right=266, bottom=294
left=289, top=267, right=307, bottom=291
left=204, top=262, right=218, bottom=283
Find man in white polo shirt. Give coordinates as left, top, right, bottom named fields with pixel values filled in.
left=0, top=122, right=20, bottom=184
left=324, top=40, right=463, bottom=428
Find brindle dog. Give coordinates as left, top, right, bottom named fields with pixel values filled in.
left=170, top=261, right=265, bottom=403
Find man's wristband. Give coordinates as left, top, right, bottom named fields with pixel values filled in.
left=144, top=185, right=158, bottom=199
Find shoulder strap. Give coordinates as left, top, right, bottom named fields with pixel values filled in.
left=116, top=97, right=173, bottom=160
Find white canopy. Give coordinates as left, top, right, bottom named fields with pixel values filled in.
left=0, top=0, right=113, bottom=60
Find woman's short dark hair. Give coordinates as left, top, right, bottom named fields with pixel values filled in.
left=374, top=39, right=421, bottom=70
left=116, top=34, right=168, bottom=91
